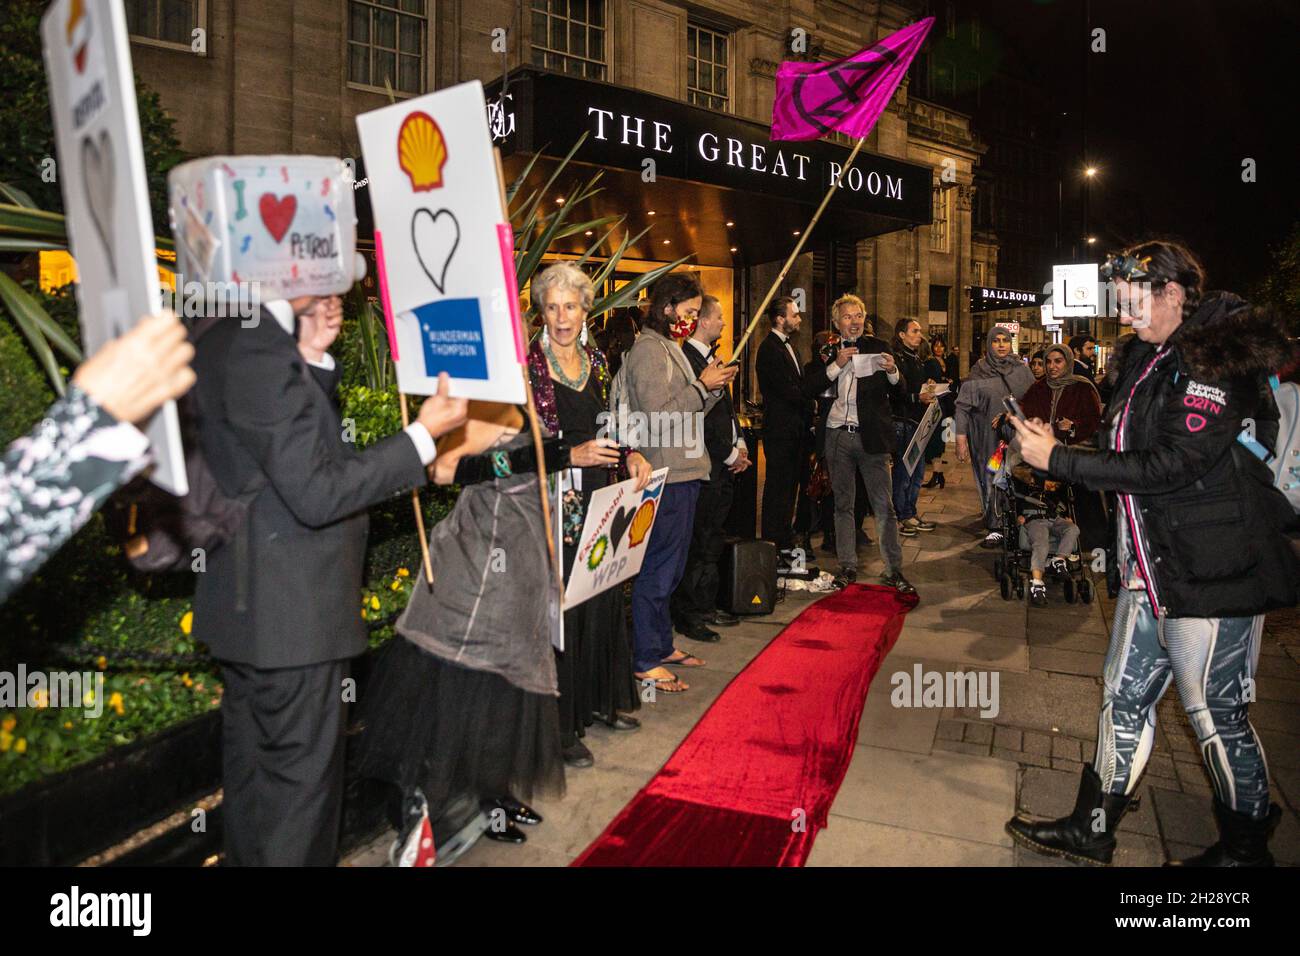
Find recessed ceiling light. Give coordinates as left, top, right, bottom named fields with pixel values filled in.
left=793, top=230, right=801, bottom=236
left=648, top=210, right=656, bottom=216
left=662, top=239, right=670, bottom=244
left=585, top=230, right=593, bottom=236
left=555, top=197, right=565, bottom=204
left=729, top=246, right=738, bottom=252
left=726, top=221, right=734, bottom=227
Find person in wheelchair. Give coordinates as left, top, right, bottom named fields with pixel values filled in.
left=1011, top=462, right=1082, bottom=606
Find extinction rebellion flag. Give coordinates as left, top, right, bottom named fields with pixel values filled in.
left=771, top=17, right=934, bottom=142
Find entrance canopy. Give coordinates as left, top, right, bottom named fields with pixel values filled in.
left=482, top=68, right=932, bottom=267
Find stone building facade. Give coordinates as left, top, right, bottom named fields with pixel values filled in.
left=126, top=0, right=996, bottom=371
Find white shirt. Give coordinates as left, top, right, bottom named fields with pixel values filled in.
left=773, top=328, right=801, bottom=376
left=686, top=336, right=746, bottom=465
left=823, top=343, right=900, bottom=429
left=265, top=299, right=436, bottom=466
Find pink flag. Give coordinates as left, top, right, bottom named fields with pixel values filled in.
left=771, top=17, right=934, bottom=142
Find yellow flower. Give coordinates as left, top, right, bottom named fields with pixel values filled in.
left=390, top=580, right=402, bottom=591
left=361, top=609, right=368, bottom=620
left=1, top=716, right=15, bottom=733
left=30, top=689, right=49, bottom=709
left=370, top=595, right=380, bottom=610
left=180, top=610, right=194, bottom=635
left=181, top=673, right=194, bottom=688
left=0, top=730, right=12, bottom=752
left=96, top=655, right=107, bottom=671
left=397, top=567, right=410, bottom=578
left=63, top=721, right=73, bottom=730
left=15, top=737, right=27, bottom=754
left=109, top=692, right=125, bottom=716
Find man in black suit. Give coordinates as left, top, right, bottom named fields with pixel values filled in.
left=192, top=294, right=467, bottom=866
left=804, top=295, right=915, bottom=595
left=671, top=295, right=751, bottom=641
left=755, top=296, right=812, bottom=555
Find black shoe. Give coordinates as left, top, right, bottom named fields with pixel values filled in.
left=1166, top=801, right=1282, bottom=867
left=880, top=570, right=916, bottom=595
left=705, top=610, right=740, bottom=627
left=980, top=532, right=1004, bottom=550
left=898, top=522, right=918, bottom=537
left=678, top=622, right=721, bottom=642
left=922, top=472, right=946, bottom=489
left=493, top=794, right=543, bottom=826
left=594, top=711, right=641, bottom=731
left=1006, top=766, right=1131, bottom=865
left=1029, top=580, right=1048, bottom=607
left=832, top=566, right=858, bottom=589
left=562, top=737, right=594, bottom=768
left=481, top=817, right=528, bottom=844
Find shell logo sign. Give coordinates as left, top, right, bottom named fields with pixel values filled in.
left=397, top=111, right=448, bottom=192
left=65, top=0, right=90, bottom=74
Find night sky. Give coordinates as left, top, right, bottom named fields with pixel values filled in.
left=975, top=0, right=1298, bottom=294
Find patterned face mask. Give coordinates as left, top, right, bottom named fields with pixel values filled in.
left=668, top=310, right=698, bottom=340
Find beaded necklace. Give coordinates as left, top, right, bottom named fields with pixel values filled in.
left=544, top=340, right=589, bottom=390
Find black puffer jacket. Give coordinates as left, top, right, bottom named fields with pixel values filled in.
left=1049, top=292, right=1298, bottom=619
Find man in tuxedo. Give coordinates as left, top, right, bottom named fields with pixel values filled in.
left=804, top=295, right=915, bottom=595
left=755, top=296, right=812, bottom=555
left=192, top=294, right=467, bottom=866
left=671, top=295, right=751, bottom=642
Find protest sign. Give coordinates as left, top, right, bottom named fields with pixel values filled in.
left=901, top=399, right=944, bottom=476
left=356, top=80, right=525, bottom=402
left=41, top=0, right=186, bottom=493
left=168, top=156, right=365, bottom=302
left=564, top=468, right=669, bottom=610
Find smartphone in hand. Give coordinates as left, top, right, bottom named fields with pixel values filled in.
left=1002, top=395, right=1026, bottom=421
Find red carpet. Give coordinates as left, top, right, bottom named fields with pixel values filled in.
left=572, top=583, right=918, bottom=867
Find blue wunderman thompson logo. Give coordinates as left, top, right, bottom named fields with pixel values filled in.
left=415, top=298, right=488, bottom=380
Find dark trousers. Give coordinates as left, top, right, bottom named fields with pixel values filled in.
left=219, top=658, right=348, bottom=866
left=761, top=433, right=807, bottom=549
left=632, top=481, right=700, bottom=673
left=671, top=471, right=735, bottom=626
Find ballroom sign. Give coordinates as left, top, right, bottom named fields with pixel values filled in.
left=970, top=286, right=1044, bottom=312
left=484, top=69, right=931, bottom=225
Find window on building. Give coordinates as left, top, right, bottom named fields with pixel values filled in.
left=348, top=0, right=428, bottom=95
left=531, top=0, right=607, bottom=81
left=973, top=261, right=986, bottom=287
left=126, top=0, right=204, bottom=50
left=931, top=185, right=952, bottom=254
left=687, top=23, right=730, bottom=111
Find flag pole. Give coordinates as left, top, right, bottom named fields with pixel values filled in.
left=729, top=134, right=867, bottom=359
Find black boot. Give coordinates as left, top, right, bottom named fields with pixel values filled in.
left=1166, top=801, right=1282, bottom=867
left=1005, top=766, right=1131, bottom=865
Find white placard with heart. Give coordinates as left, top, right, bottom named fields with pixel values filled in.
left=357, top=81, right=525, bottom=403
left=41, top=0, right=186, bottom=494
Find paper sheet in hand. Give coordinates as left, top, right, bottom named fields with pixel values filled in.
left=563, top=468, right=669, bottom=610
left=852, top=353, right=887, bottom=377
left=41, top=0, right=186, bottom=494
left=901, top=400, right=944, bottom=476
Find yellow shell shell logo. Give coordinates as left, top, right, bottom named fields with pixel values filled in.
left=628, top=500, right=655, bottom=547
left=397, top=111, right=448, bottom=192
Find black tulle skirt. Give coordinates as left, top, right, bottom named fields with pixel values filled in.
left=555, top=582, right=641, bottom=740
left=351, top=636, right=565, bottom=815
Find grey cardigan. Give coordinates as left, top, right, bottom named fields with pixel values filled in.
left=615, top=328, right=721, bottom=483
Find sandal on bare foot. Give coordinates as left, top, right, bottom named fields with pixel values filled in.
left=661, top=649, right=706, bottom=668
left=634, top=666, right=689, bottom=693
